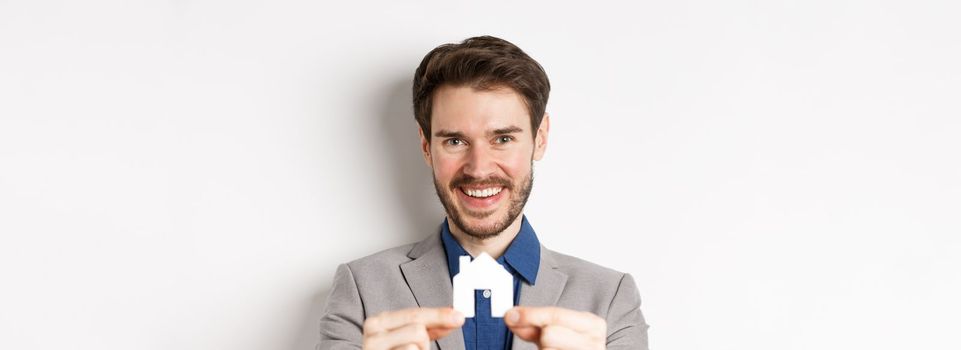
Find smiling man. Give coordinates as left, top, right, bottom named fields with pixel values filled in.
left=318, top=36, right=649, bottom=350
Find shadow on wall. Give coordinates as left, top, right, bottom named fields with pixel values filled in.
left=378, top=76, right=445, bottom=244
left=289, top=75, right=444, bottom=350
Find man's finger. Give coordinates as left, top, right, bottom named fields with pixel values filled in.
left=426, top=325, right=462, bottom=340
left=504, top=306, right=605, bottom=337
left=389, top=343, right=421, bottom=350
left=364, top=307, right=465, bottom=335
left=508, top=325, right=541, bottom=343
left=540, top=325, right=598, bottom=350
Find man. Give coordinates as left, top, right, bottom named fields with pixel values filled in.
left=318, top=36, right=649, bottom=350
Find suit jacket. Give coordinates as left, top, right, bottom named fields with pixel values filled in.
left=317, top=230, right=650, bottom=350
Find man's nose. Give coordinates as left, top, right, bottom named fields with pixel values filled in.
left=463, top=145, right=497, bottom=178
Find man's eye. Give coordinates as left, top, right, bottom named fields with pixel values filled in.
left=495, top=136, right=514, bottom=144
left=446, top=138, right=464, bottom=146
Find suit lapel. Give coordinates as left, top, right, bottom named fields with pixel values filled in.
left=400, top=232, right=465, bottom=350
left=512, top=246, right=569, bottom=350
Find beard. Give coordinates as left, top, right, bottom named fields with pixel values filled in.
left=433, top=167, right=534, bottom=240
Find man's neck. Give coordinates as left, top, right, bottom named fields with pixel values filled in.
left=447, top=214, right=524, bottom=260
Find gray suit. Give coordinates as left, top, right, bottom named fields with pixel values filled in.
left=317, top=230, right=650, bottom=350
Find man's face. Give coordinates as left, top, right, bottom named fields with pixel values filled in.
left=419, top=85, right=549, bottom=240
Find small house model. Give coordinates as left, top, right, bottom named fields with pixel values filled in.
left=452, top=252, right=514, bottom=318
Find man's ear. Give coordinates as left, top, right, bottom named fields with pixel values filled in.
left=533, top=113, right=550, bottom=161
left=418, top=127, right=432, bottom=168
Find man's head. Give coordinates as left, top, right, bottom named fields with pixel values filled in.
left=412, top=36, right=551, bottom=240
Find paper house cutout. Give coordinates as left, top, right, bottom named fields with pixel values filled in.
left=452, top=252, right=514, bottom=318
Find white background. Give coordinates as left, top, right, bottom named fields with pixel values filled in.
left=1, top=1, right=959, bottom=349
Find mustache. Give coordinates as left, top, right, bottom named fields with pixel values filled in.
left=449, top=174, right=513, bottom=190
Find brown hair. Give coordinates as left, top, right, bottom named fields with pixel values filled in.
left=412, top=35, right=551, bottom=142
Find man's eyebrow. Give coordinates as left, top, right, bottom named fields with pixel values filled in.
left=434, top=130, right=465, bottom=138
left=488, top=126, right=524, bottom=136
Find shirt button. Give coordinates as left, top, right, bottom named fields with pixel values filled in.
left=482, top=289, right=492, bottom=298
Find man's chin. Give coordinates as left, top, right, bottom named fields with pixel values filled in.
left=452, top=214, right=508, bottom=240
left=460, top=226, right=503, bottom=240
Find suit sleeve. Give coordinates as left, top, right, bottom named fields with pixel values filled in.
left=605, top=273, right=650, bottom=350
left=317, top=264, right=365, bottom=350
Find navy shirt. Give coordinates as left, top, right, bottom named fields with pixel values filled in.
left=441, top=215, right=541, bottom=350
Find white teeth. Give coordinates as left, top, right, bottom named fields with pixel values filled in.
left=464, top=187, right=503, bottom=198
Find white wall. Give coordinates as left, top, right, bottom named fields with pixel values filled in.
left=1, top=1, right=959, bottom=349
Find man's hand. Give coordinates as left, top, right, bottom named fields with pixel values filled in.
left=504, top=306, right=607, bottom=350
left=362, top=307, right=465, bottom=350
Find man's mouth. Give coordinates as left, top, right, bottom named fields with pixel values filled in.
left=455, top=184, right=508, bottom=211
left=460, top=186, right=504, bottom=198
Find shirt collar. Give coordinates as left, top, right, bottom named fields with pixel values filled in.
left=440, top=215, right=541, bottom=285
